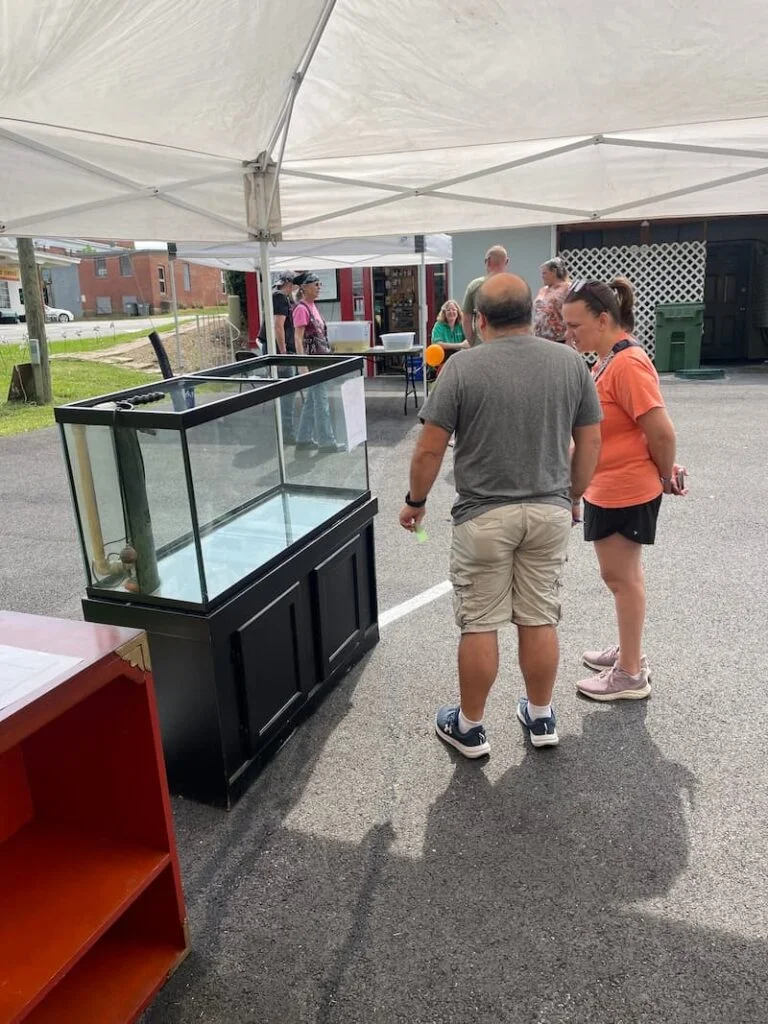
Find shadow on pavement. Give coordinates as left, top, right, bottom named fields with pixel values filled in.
left=142, top=699, right=768, bottom=1023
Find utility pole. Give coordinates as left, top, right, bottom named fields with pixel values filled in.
left=16, top=237, right=52, bottom=404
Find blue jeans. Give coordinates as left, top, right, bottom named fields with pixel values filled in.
left=296, top=381, right=335, bottom=446
left=277, top=366, right=297, bottom=440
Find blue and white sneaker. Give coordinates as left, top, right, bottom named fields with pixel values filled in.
left=434, top=705, right=490, bottom=759
left=516, top=697, right=559, bottom=748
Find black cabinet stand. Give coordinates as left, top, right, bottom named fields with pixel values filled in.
left=83, top=499, right=379, bottom=807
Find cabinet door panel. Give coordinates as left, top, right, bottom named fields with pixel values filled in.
left=312, top=534, right=366, bottom=679
left=234, top=582, right=313, bottom=741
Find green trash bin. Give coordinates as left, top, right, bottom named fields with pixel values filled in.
left=654, top=303, right=705, bottom=372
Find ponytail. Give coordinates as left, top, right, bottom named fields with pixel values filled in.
left=610, top=277, right=635, bottom=332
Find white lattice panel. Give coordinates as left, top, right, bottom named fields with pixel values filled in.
left=558, top=241, right=707, bottom=358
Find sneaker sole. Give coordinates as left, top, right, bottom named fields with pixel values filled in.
left=515, top=705, right=559, bottom=747
left=434, top=720, right=490, bottom=759
left=575, top=682, right=652, bottom=702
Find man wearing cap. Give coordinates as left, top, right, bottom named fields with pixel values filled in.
left=259, top=271, right=298, bottom=442
left=259, top=271, right=296, bottom=356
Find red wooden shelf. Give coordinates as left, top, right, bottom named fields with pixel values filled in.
left=25, top=868, right=187, bottom=1024
left=0, top=613, right=188, bottom=1024
left=0, top=823, right=170, bottom=1022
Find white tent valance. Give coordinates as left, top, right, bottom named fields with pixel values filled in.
left=175, top=235, right=451, bottom=272
left=2, top=1, right=768, bottom=244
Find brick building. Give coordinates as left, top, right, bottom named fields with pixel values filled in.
left=77, top=242, right=225, bottom=316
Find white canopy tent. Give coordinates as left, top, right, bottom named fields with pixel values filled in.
left=3, top=0, right=768, bottom=355
left=175, top=235, right=452, bottom=273
left=177, top=235, right=451, bottom=367
left=177, top=235, right=452, bottom=360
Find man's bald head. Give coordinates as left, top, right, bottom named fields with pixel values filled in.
left=475, top=273, right=532, bottom=336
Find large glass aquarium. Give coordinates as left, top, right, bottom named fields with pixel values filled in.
left=55, top=355, right=370, bottom=611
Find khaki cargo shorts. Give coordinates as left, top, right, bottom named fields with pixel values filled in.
left=450, top=504, right=571, bottom=632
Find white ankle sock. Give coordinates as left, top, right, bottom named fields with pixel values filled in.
left=527, top=701, right=552, bottom=721
left=458, top=709, right=482, bottom=733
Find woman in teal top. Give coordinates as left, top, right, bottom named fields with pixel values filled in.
left=431, top=299, right=469, bottom=353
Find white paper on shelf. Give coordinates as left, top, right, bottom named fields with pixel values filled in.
left=341, top=377, right=367, bottom=450
left=0, top=645, right=82, bottom=711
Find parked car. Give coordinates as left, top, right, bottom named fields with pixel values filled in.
left=45, top=304, right=75, bottom=322
left=18, top=304, right=76, bottom=324
left=0, top=309, right=21, bottom=324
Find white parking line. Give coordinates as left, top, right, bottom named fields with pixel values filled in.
left=379, top=580, right=452, bottom=629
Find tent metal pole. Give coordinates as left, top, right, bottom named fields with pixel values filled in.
left=259, top=239, right=276, bottom=356
left=264, top=0, right=338, bottom=159
left=168, top=243, right=183, bottom=371
left=597, top=163, right=768, bottom=217
left=0, top=125, right=241, bottom=197
left=601, top=137, right=768, bottom=160
left=418, top=190, right=590, bottom=218
left=0, top=123, right=146, bottom=190
left=259, top=236, right=287, bottom=485
left=266, top=76, right=301, bottom=224
left=418, top=240, right=428, bottom=403
left=282, top=190, right=589, bottom=236
left=4, top=187, right=250, bottom=238
left=282, top=137, right=597, bottom=197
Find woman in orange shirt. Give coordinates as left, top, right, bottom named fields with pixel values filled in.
left=563, top=278, right=686, bottom=701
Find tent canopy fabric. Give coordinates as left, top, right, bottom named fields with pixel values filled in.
left=176, top=234, right=452, bottom=272
left=2, top=1, right=768, bottom=242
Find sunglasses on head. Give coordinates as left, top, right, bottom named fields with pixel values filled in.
left=565, top=278, right=611, bottom=311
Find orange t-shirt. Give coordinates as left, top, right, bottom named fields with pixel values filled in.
left=585, top=345, right=664, bottom=509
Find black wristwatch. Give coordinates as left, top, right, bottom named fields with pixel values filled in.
left=405, top=491, right=427, bottom=509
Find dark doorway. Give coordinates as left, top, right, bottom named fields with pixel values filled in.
left=702, top=242, right=752, bottom=362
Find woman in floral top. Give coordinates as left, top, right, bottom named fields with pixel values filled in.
left=533, top=257, right=573, bottom=346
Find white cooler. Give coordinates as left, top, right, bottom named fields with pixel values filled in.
left=327, top=321, right=371, bottom=353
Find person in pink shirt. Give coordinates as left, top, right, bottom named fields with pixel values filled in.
left=293, top=273, right=343, bottom=453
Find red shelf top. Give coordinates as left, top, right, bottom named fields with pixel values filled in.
left=0, top=612, right=145, bottom=749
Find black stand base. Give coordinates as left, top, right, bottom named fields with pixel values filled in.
left=83, top=498, right=379, bottom=807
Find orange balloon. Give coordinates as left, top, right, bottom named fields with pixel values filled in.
left=425, top=344, right=446, bottom=367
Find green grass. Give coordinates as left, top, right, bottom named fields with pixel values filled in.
left=0, top=360, right=159, bottom=437
left=0, top=322, right=178, bottom=365
left=177, top=305, right=228, bottom=316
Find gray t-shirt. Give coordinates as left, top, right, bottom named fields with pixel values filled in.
left=420, top=335, right=602, bottom=524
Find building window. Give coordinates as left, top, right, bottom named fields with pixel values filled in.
left=95, top=257, right=108, bottom=277
left=158, top=266, right=167, bottom=294
left=119, top=255, right=132, bottom=276
left=95, top=296, right=112, bottom=314
left=182, top=263, right=191, bottom=292
left=0, top=281, right=10, bottom=306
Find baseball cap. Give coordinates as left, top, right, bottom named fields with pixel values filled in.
left=275, top=271, right=296, bottom=286
left=294, top=271, right=321, bottom=287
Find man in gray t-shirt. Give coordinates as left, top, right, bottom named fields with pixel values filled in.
left=399, top=273, right=602, bottom=757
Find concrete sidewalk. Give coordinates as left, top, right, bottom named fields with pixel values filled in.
left=1, top=374, right=767, bottom=1023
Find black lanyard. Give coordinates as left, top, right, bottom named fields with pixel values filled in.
left=593, top=338, right=641, bottom=382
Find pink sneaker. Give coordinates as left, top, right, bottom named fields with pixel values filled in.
left=583, top=645, right=650, bottom=676
left=582, top=644, right=619, bottom=671
left=576, top=663, right=651, bottom=702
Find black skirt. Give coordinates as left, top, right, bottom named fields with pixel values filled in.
left=583, top=495, right=662, bottom=545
